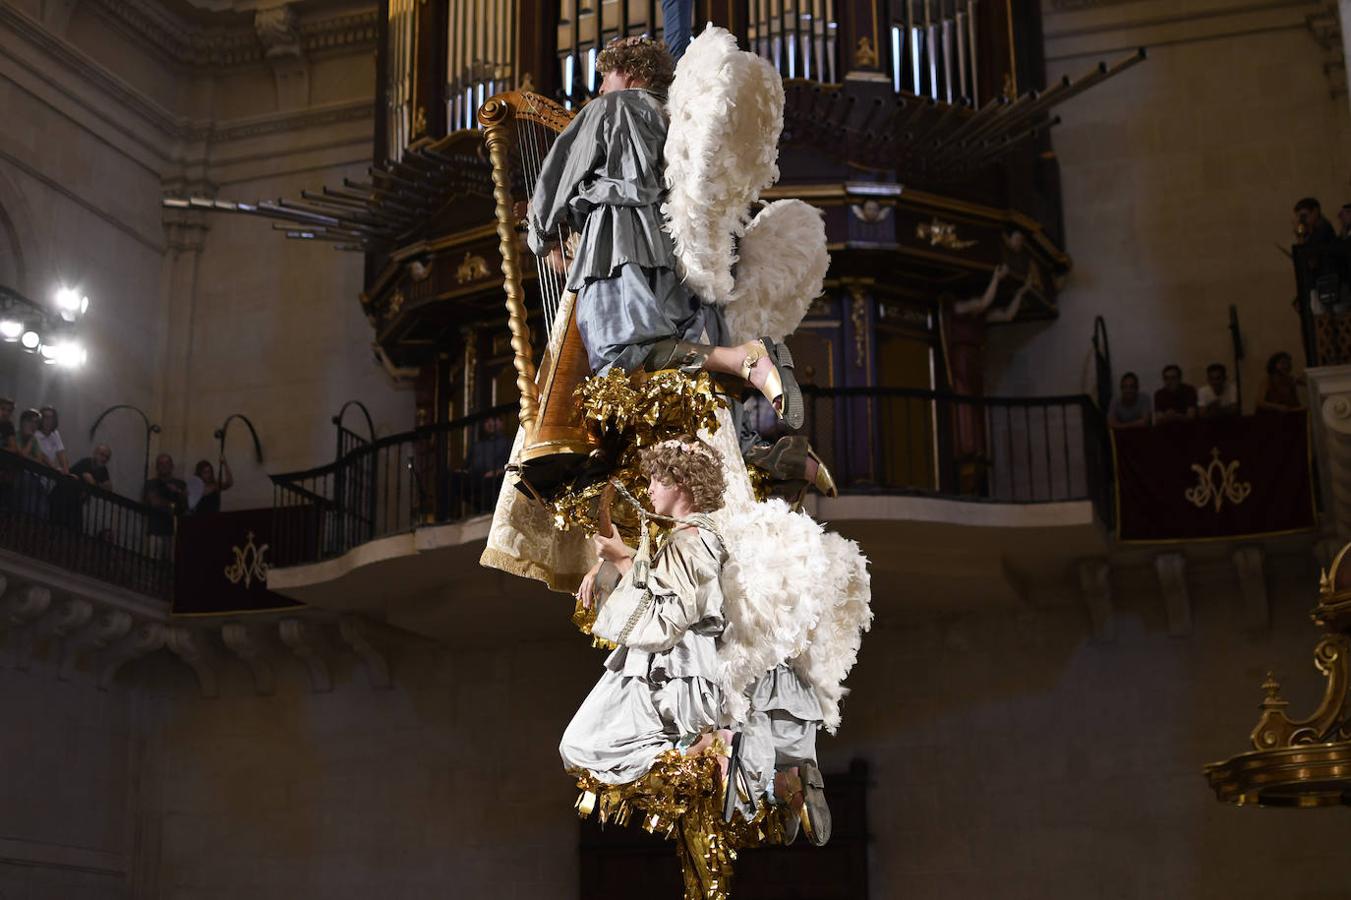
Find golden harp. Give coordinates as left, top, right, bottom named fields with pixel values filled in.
left=478, top=92, right=602, bottom=498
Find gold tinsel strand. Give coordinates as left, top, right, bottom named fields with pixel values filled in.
left=569, top=751, right=795, bottom=900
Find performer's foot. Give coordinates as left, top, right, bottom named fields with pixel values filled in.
left=798, top=763, right=832, bottom=847
left=685, top=728, right=735, bottom=786
left=774, top=765, right=830, bottom=846
left=800, top=449, right=837, bottom=501
left=741, top=338, right=803, bottom=430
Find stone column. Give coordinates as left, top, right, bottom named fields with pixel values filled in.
left=1309, top=364, right=1351, bottom=538
left=156, top=188, right=211, bottom=466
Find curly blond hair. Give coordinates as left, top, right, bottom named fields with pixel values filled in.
left=596, top=34, right=676, bottom=96
left=640, top=435, right=726, bottom=513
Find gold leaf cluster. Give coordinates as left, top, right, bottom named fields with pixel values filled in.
left=570, top=750, right=793, bottom=900
left=548, top=369, right=727, bottom=536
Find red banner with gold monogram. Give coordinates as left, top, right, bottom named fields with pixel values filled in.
left=172, top=508, right=302, bottom=615
left=1112, top=412, right=1316, bottom=542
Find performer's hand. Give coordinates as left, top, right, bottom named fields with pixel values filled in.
left=593, top=525, right=632, bottom=565
left=546, top=244, right=569, bottom=275
left=994, top=263, right=1010, bottom=280
left=578, top=560, right=603, bottom=609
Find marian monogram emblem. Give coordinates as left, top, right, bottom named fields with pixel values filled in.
left=1185, top=447, right=1253, bottom=513
left=225, top=531, right=270, bottom=590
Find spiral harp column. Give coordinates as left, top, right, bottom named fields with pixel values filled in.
left=477, top=93, right=599, bottom=499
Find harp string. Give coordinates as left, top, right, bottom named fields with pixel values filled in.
left=519, top=92, right=574, bottom=362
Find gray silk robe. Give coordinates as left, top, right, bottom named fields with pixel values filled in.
left=527, top=89, right=711, bottom=373
left=559, top=525, right=727, bottom=784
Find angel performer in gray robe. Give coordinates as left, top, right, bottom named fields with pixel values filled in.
left=527, top=35, right=804, bottom=429
left=740, top=664, right=831, bottom=845
left=561, top=436, right=734, bottom=784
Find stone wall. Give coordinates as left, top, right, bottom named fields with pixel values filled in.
left=125, top=549, right=1348, bottom=899
left=989, top=0, right=1351, bottom=405
left=0, top=662, right=141, bottom=900
left=0, top=0, right=406, bottom=505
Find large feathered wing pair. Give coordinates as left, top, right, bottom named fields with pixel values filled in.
left=661, top=28, right=872, bottom=733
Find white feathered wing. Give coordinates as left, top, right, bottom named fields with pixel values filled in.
left=701, top=408, right=872, bottom=732
left=662, top=26, right=783, bottom=307
left=722, top=199, right=830, bottom=344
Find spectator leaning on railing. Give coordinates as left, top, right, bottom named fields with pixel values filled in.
left=1107, top=372, right=1151, bottom=430
left=72, top=444, right=112, bottom=490
left=1257, top=351, right=1306, bottom=413
left=36, top=405, right=69, bottom=474
left=1197, top=363, right=1239, bottom=418
left=187, top=458, right=233, bottom=515
left=1153, top=365, right=1198, bottom=424
left=143, top=454, right=186, bottom=554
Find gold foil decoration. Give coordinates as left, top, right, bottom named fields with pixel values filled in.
left=570, top=749, right=794, bottom=900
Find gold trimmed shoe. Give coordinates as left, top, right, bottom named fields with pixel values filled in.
left=808, top=448, right=837, bottom=498
left=741, top=338, right=804, bottom=430
left=798, top=762, right=831, bottom=847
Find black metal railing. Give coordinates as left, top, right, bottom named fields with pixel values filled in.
left=0, top=450, right=173, bottom=598
left=270, top=390, right=1114, bottom=569
left=1294, top=241, right=1351, bottom=368
left=270, top=405, right=516, bottom=567
left=798, top=386, right=1113, bottom=520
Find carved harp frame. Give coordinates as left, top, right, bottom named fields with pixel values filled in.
left=478, top=92, right=597, bottom=492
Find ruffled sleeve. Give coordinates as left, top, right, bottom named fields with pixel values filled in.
left=592, top=527, right=726, bottom=653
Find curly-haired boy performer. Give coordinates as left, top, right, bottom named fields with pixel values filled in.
left=528, top=35, right=804, bottom=429
left=561, top=436, right=734, bottom=783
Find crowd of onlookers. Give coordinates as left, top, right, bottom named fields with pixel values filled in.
left=1106, top=352, right=1304, bottom=429
left=0, top=397, right=233, bottom=533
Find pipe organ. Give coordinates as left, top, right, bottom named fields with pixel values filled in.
left=169, top=0, right=1145, bottom=435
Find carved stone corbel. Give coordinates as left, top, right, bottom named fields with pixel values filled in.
left=166, top=626, right=222, bottom=699
left=62, top=609, right=133, bottom=681
left=98, top=621, right=166, bottom=691
left=1156, top=552, right=1191, bottom=636
left=338, top=615, right=391, bottom=689
left=1077, top=559, right=1114, bottom=643
left=279, top=618, right=333, bottom=693
left=221, top=623, right=277, bottom=696
left=4, top=584, right=52, bottom=669
left=1233, top=545, right=1269, bottom=629
left=19, top=597, right=94, bottom=672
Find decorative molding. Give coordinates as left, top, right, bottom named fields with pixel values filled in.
left=1156, top=552, right=1192, bottom=637
left=23, top=597, right=94, bottom=672
left=338, top=614, right=391, bottom=689
left=98, top=621, right=166, bottom=690
left=4, top=583, right=51, bottom=670
left=165, top=625, right=221, bottom=698
left=221, top=622, right=277, bottom=695
left=84, top=0, right=378, bottom=70
left=279, top=618, right=333, bottom=693
left=61, top=608, right=133, bottom=680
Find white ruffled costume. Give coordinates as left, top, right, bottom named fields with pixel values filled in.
left=481, top=26, right=872, bottom=803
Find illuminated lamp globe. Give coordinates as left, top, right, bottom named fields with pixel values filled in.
left=0, top=320, right=23, bottom=342
left=55, top=286, right=85, bottom=322
left=20, top=330, right=40, bottom=351
left=54, top=342, right=86, bottom=369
